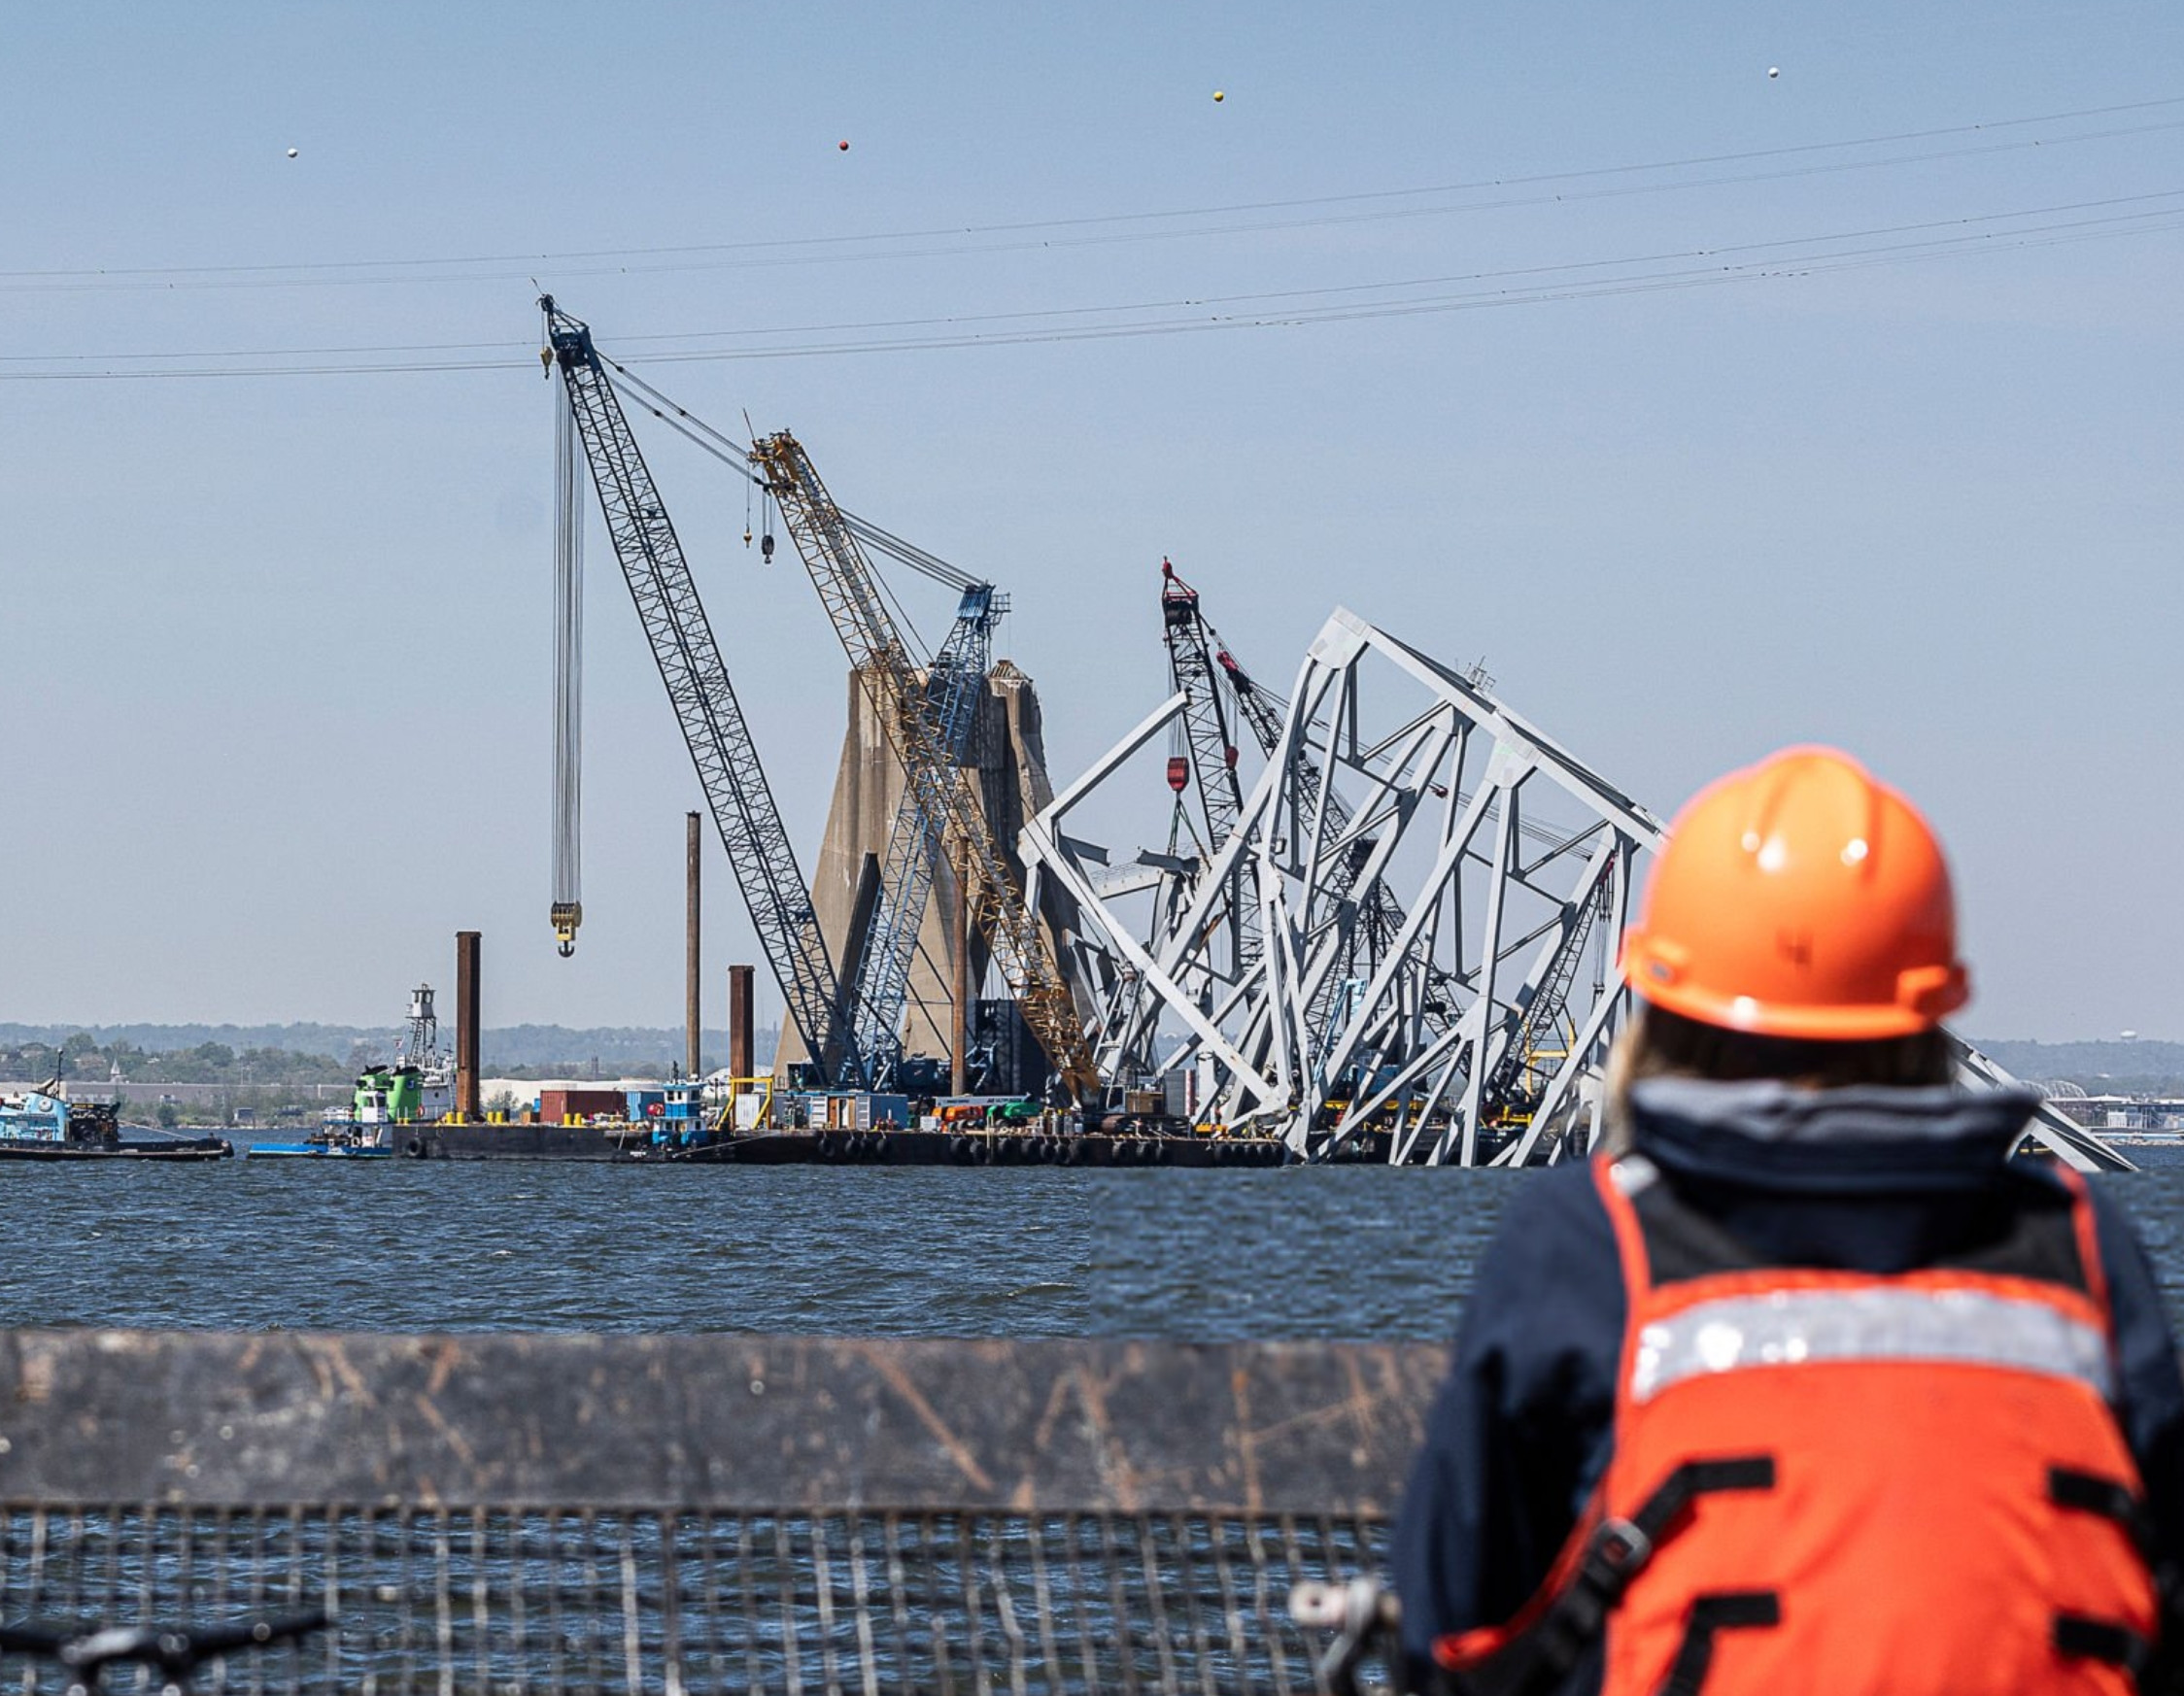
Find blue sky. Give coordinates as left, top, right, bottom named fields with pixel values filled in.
left=4, top=2, right=2178, bottom=1043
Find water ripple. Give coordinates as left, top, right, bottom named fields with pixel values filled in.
left=0, top=1154, right=2178, bottom=1341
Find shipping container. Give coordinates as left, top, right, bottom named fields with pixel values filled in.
left=538, top=1087, right=629, bottom=1123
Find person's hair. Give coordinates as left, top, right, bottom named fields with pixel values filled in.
left=1601, top=1002, right=1956, bottom=1151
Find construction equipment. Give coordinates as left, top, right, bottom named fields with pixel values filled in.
left=550, top=395, right=584, bottom=958
left=541, top=325, right=1024, bottom=1094
left=1148, top=564, right=1430, bottom=1101
left=1159, top=559, right=1258, bottom=975
left=751, top=431, right=1097, bottom=1102
left=1209, top=598, right=1415, bottom=988
left=541, top=298, right=863, bottom=1087
left=849, top=582, right=1003, bottom=1086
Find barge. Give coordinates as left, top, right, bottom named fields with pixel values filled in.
left=672, top=1127, right=1295, bottom=1168
left=0, top=1091, right=232, bottom=1162
left=404, top=1121, right=653, bottom=1162
left=397, top=1120, right=1297, bottom=1167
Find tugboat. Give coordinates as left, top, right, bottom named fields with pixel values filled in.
left=246, top=985, right=444, bottom=1160
left=242, top=1119, right=393, bottom=1161
left=0, top=1085, right=232, bottom=1162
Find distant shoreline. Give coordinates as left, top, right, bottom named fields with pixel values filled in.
left=0, top=1020, right=783, bottom=1071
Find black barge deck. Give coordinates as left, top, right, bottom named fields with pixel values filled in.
left=673, top=1128, right=1295, bottom=1167
left=403, top=1124, right=1300, bottom=1167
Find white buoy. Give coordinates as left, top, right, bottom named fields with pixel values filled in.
left=1767, top=66, right=1780, bottom=79
left=286, top=147, right=299, bottom=157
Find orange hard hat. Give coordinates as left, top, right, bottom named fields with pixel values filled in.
left=1619, top=746, right=1968, bottom=1040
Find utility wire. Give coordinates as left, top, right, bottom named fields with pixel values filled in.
left=604, top=361, right=987, bottom=596
left=11, top=187, right=2178, bottom=374
left=600, top=186, right=2184, bottom=355
left=10, top=188, right=2172, bottom=380
left=3, top=96, right=2179, bottom=293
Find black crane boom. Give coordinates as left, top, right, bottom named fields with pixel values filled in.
left=542, top=298, right=861, bottom=1086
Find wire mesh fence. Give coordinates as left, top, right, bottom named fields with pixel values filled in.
left=0, top=1333, right=1434, bottom=1694
left=0, top=1506, right=1387, bottom=1694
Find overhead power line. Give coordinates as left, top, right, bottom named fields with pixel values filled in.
left=5, top=187, right=2178, bottom=381
left=2, top=95, right=2180, bottom=294
left=604, top=360, right=985, bottom=596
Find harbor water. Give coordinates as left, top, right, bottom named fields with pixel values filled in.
left=7, top=1150, right=2184, bottom=1340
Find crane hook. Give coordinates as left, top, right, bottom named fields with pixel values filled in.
left=558, top=939, right=574, bottom=960
left=761, top=533, right=775, bottom=563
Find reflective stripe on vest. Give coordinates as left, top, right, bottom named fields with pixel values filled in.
left=1632, top=1284, right=2115, bottom=1404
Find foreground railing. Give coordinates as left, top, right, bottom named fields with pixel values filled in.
left=0, top=1333, right=1439, bottom=1693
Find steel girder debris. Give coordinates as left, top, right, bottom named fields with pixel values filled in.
left=1024, top=607, right=2127, bottom=1171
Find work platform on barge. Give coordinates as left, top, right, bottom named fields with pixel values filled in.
left=402, top=1123, right=1305, bottom=1167
left=677, top=1127, right=1297, bottom=1168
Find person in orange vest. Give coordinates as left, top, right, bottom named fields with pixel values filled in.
left=1391, top=746, right=2182, bottom=1695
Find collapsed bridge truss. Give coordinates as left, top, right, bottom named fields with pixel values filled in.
left=1024, top=606, right=2124, bottom=1171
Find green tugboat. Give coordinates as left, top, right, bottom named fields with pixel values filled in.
left=246, top=985, right=449, bottom=1161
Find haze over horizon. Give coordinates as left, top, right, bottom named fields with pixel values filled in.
left=5, top=4, right=2178, bottom=1045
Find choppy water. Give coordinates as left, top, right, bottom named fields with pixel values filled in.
left=5, top=1151, right=2183, bottom=1339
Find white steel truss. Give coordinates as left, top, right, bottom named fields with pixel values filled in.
left=1023, top=607, right=2127, bottom=1172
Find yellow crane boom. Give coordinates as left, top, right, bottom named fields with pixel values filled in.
left=750, top=430, right=1098, bottom=1102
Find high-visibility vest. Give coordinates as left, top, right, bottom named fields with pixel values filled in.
left=1434, top=1153, right=2159, bottom=1696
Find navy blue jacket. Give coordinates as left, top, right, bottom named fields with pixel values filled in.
left=1390, top=1078, right=2184, bottom=1691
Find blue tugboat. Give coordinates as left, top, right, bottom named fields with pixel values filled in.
left=0, top=1088, right=232, bottom=1162
left=249, top=1117, right=397, bottom=1161
left=242, top=1122, right=393, bottom=1161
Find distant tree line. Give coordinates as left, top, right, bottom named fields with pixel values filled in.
left=0, top=1035, right=352, bottom=1089
left=3, top=1028, right=2173, bottom=1096
left=1977, top=1038, right=2184, bottom=1098
left=0, top=1021, right=780, bottom=1072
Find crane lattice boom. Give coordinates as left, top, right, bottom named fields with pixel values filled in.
left=1159, top=560, right=1259, bottom=973
left=1168, top=565, right=1408, bottom=996
left=751, top=430, right=1096, bottom=1100
left=542, top=299, right=862, bottom=1086
left=850, top=584, right=1001, bottom=1082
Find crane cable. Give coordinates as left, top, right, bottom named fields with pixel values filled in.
left=550, top=391, right=584, bottom=956
left=597, top=361, right=992, bottom=676
left=601, top=360, right=987, bottom=593
left=597, top=372, right=932, bottom=665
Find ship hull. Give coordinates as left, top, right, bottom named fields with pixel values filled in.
left=0, top=1136, right=233, bottom=1162
left=243, top=1143, right=392, bottom=1160
left=403, top=1124, right=650, bottom=1162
